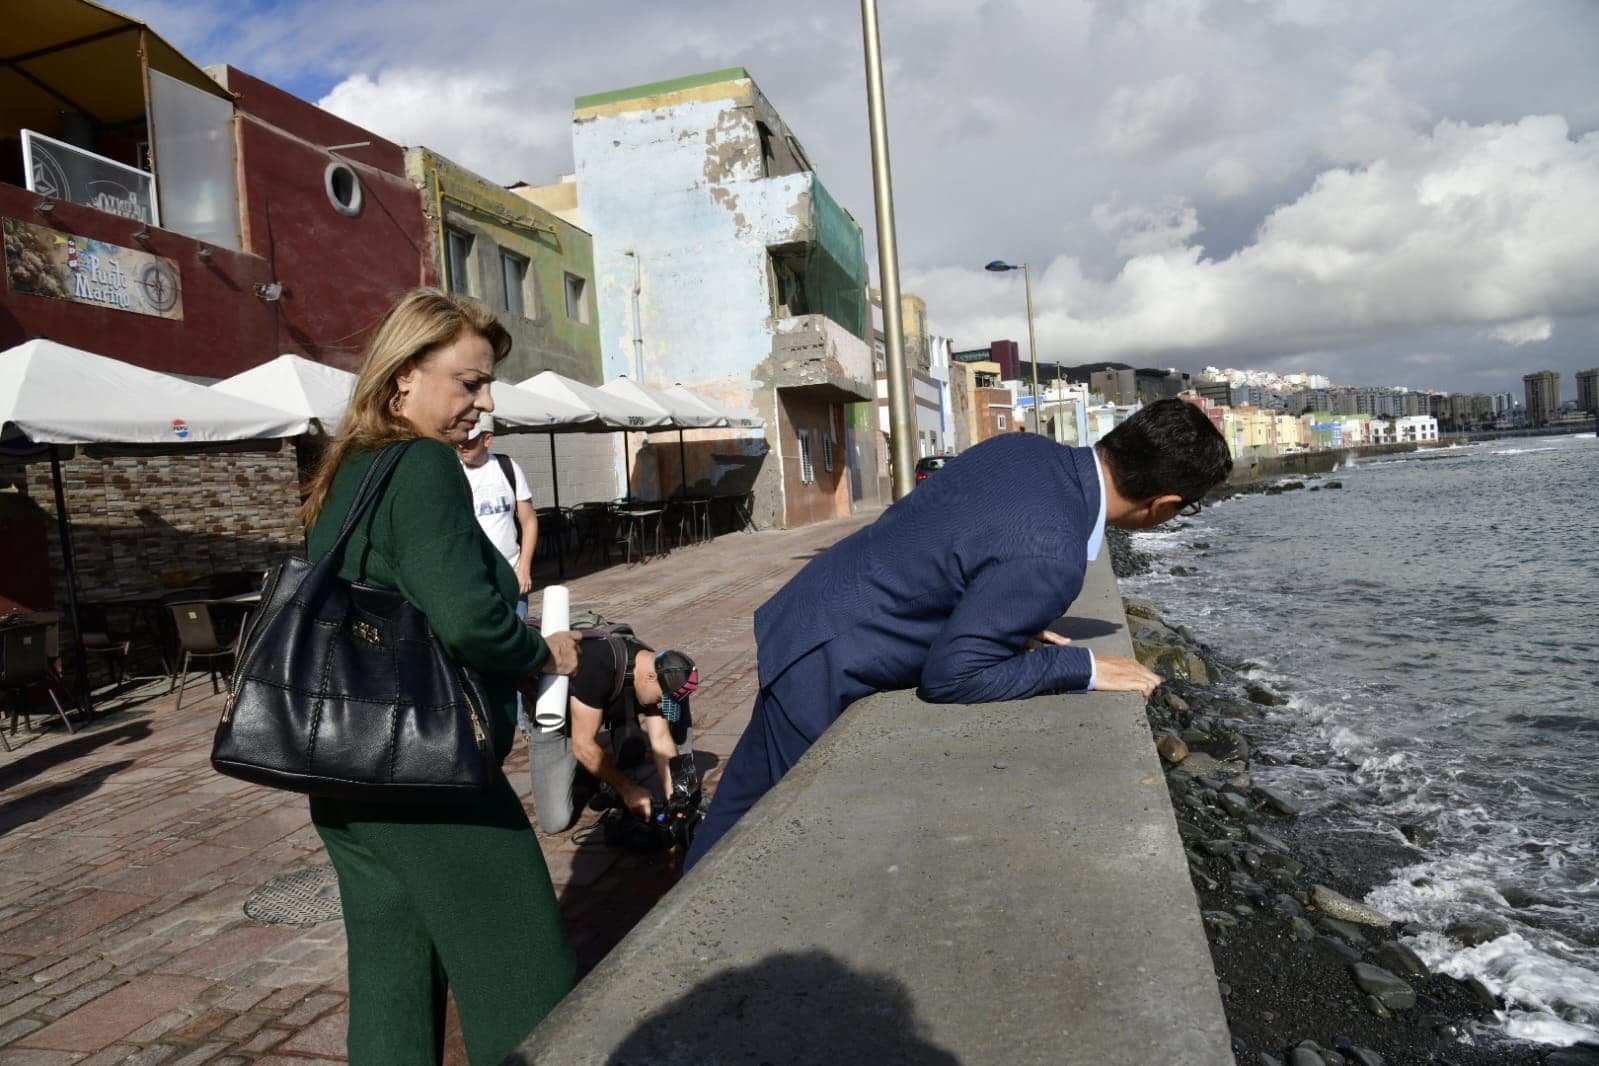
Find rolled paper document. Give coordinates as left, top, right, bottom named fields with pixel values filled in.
left=533, top=585, right=570, bottom=732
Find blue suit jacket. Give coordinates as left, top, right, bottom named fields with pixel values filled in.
left=753, top=433, right=1102, bottom=728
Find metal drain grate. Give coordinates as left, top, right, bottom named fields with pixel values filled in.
left=243, top=865, right=343, bottom=927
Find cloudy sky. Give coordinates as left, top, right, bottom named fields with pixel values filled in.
left=123, top=0, right=1599, bottom=396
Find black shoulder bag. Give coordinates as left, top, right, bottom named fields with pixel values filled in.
left=211, top=441, right=495, bottom=802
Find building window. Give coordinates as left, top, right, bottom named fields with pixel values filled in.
left=823, top=434, right=835, bottom=473
left=445, top=229, right=473, bottom=295
left=324, top=162, right=363, bottom=217
left=563, top=272, right=589, bottom=324
left=768, top=245, right=808, bottom=318
left=797, top=430, right=815, bottom=484
left=997, top=414, right=1007, bottom=430
left=501, top=251, right=529, bottom=318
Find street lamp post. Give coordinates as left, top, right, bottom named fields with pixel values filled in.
left=985, top=260, right=1042, bottom=434
left=861, top=0, right=916, bottom=499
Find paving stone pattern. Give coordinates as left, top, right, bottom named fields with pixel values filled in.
left=0, top=510, right=875, bottom=1063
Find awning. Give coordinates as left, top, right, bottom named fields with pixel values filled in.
left=0, top=0, right=231, bottom=139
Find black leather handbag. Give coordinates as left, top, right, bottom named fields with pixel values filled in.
left=211, top=441, right=495, bottom=802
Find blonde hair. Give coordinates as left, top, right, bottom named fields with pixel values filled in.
left=298, top=288, right=512, bottom=528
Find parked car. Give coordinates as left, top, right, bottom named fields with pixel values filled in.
left=914, top=455, right=956, bottom=484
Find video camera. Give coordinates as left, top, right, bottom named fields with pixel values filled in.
left=601, top=753, right=703, bottom=854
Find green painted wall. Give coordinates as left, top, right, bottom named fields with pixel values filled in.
left=575, top=68, right=751, bottom=110
left=405, top=148, right=602, bottom=385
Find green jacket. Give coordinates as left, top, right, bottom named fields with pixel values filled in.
left=306, top=438, right=548, bottom=760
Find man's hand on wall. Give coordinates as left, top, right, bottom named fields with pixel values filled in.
left=1093, top=654, right=1162, bottom=698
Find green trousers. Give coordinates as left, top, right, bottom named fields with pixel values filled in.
left=311, top=774, right=576, bottom=1065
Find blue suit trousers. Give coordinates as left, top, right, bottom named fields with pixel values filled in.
left=685, top=640, right=874, bottom=870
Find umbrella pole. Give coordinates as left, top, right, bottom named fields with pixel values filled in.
left=49, top=446, right=94, bottom=720
left=547, top=434, right=565, bottom=581
left=678, top=430, right=688, bottom=495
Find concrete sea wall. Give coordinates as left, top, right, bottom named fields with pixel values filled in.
left=513, top=554, right=1233, bottom=1064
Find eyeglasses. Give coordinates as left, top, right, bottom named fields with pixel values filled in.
left=1177, top=499, right=1203, bottom=517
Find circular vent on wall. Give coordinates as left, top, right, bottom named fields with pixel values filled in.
left=324, top=161, right=364, bottom=217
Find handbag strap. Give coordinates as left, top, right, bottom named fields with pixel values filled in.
left=325, top=439, right=417, bottom=558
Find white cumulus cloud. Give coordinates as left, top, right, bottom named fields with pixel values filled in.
left=915, top=113, right=1599, bottom=375
left=1096, top=74, right=1199, bottom=157
left=1488, top=316, right=1554, bottom=346
left=318, top=70, right=574, bottom=184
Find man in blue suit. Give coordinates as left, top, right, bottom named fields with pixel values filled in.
left=684, top=399, right=1231, bottom=869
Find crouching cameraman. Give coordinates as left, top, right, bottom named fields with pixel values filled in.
left=526, top=634, right=698, bottom=838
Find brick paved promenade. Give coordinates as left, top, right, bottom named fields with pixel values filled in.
left=0, top=509, right=876, bottom=1064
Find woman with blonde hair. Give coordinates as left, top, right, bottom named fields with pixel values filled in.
left=301, top=289, right=580, bottom=1064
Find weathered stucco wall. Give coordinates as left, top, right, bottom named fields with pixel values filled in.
left=570, top=73, right=872, bottom=524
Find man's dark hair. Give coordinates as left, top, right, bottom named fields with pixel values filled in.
left=1098, top=398, right=1232, bottom=505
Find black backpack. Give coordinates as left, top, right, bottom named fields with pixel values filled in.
left=492, top=453, right=523, bottom=542
left=527, top=610, right=647, bottom=758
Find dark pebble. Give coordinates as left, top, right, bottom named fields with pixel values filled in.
left=1349, top=962, right=1416, bottom=1010
left=1460, top=975, right=1498, bottom=1010
left=1371, top=941, right=1428, bottom=979
left=1255, top=785, right=1305, bottom=816
left=1345, top=1048, right=1385, bottom=1066
left=1364, top=994, right=1391, bottom=1020
left=1545, top=1047, right=1599, bottom=1066
left=1315, top=935, right=1363, bottom=963
left=1446, top=918, right=1508, bottom=947
left=1273, top=893, right=1305, bottom=919
left=1398, top=822, right=1433, bottom=847
left=1219, top=792, right=1255, bottom=820
left=1317, top=917, right=1370, bottom=947
left=1247, top=826, right=1290, bottom=853
left=1246, top=682, right=1288, bottom=706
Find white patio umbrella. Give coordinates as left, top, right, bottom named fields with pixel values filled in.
left=599, top=377, right=724, bottom=429
left=211, top=353, right=355, bottom=435
left=1, top=339, right=309, bottom=714
left=600, top=377, right=727, bottom=495
left=487, top=379, right=597, bottom=432
left=2, top=339, right=309, bottom=444
left=661, top=383, right=766, bottom=430
left=518, top=370, right=672, bottom=431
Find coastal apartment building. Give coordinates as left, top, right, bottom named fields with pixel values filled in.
left=1523, top=369, right=1561, bottom=426
left=1577, top=368, right=1599, bottom=415
left=523, top=68, right=874, bottom=528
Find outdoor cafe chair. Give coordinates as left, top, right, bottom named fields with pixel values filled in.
left=166, top=600, right=237, bottom=712
left=77, top=605, right=132, bottom=691
left=1, top=621, right=76, bottom=751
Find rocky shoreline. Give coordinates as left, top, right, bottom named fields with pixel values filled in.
left=1108, top=522, right=1597, bottom=1066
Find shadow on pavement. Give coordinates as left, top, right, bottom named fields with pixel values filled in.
left=0, top=758, right=134, bottom=836
left=0, top=719, right=152, bottom=791
left=554, top=749, right=723, bottom=976
left=600, top=949, right=960, bottom=1065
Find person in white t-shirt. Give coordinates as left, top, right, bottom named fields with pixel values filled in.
left=457, top=414, right=538, bottom=614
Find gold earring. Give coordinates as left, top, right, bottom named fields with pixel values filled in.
left=389, top=391, right=405, bottom=414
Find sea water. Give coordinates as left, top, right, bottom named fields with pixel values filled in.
left=1125, top=433, right=1599, bottom=1048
